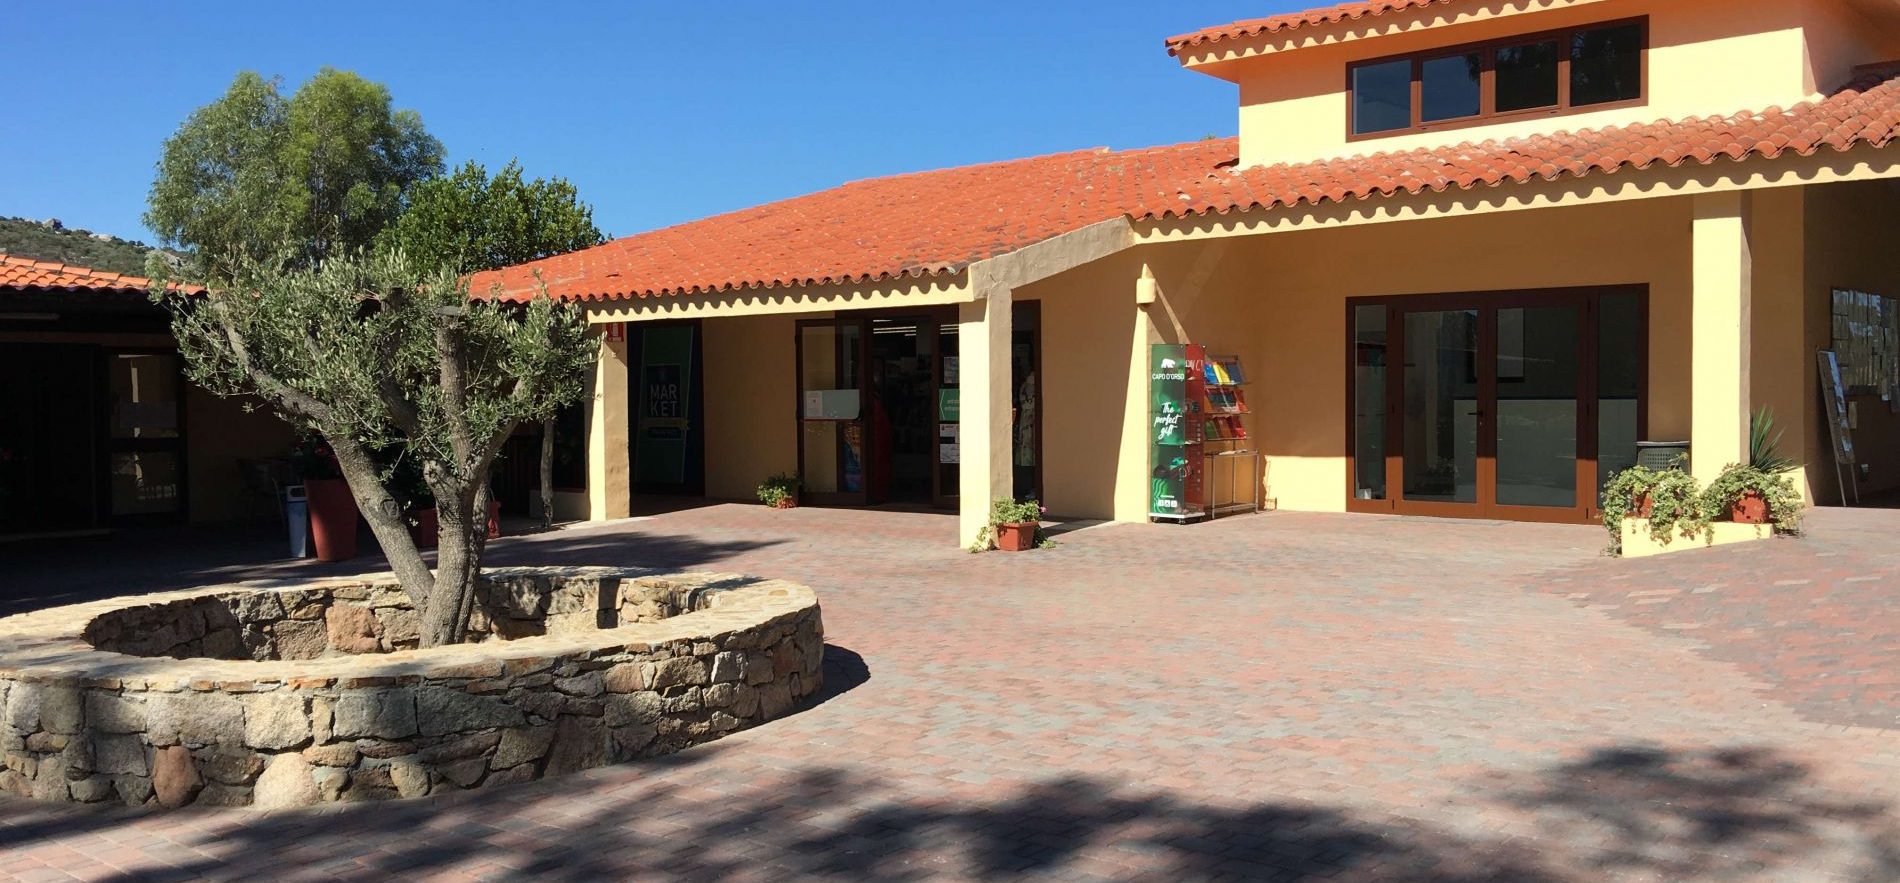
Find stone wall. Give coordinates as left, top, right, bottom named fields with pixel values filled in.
left=0, top=568, right=823, bottom=807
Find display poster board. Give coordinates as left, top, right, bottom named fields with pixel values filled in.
left=1818, top=350, right=1858, bottom=468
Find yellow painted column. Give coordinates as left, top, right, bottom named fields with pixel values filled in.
left=957, top=291, right=1014, bottom=546
left=588, top=326, right=633, bottom=521
left=1691, top=191, right=1753, bottom=483
left=1114, top=266, right=1161, bottom=522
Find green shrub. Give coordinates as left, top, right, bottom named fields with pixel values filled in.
left=1701, top=462, right=1804, bottom=536
left=1601, top=462, right=1708, bottom=555
left=756, top=473, right=799, bottom=507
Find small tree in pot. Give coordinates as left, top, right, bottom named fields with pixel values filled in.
left=155, top=251, right=595, bottom=646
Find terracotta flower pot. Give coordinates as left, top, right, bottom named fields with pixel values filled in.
left=407, top=507, right=438, bottom=550
left=1632, top=493, right=1655, bottom=519
left=487, top=500, right=503, bottom=540
left=995, top=522, right=1037, bottom=552
left=1730, top=490, right=1770, bottom=524
left=304, top=478, right=359, bottom=562
left=773, top=497, right=798, bottom=510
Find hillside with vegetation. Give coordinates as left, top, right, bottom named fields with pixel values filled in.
left=0, top=216, right=181, bottom=275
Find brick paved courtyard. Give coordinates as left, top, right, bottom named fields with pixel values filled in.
left=4, top=505, right=1900, bottom=881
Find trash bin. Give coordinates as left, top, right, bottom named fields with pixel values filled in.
left=1636, top=440, right=1691, bottom=472
left=285, top=485, right=310, bottom=559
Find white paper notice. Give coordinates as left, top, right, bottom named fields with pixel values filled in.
left=940, top=443, right=959, bottom=464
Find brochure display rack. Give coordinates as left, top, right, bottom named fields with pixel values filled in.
left=1148, top=345, right=1260, bottom=522
left=1199, top=354, right=1260, bottom=518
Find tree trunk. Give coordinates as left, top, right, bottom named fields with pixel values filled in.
left=539, top=418, right=555, bottom=531
left=327, top=437, right=434, bottom=608
left=418, top=479, right=489, bottom=647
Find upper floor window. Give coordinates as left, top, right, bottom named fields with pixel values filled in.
left=1350, top=18, right=1646, bottom=139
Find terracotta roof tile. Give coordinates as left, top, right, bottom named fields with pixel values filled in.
left=1166, top=0, right=1463, bottom=55
left=0, top=254, right=197, bottom=294
left=473, top=67, right=1900, bottom=303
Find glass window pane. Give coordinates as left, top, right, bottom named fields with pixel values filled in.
left=1571, top=23, right=1643, bottom=106
left=1352, top=59, right=1412, bottom=134
left=1496, top=40, right=1560, bottom=112
left=1496, top=306, right=1580, bottom=508
left=1420, top=53, right=1481, bottom=122
left=1403, top=310, right=1479, bottom=503
left=111, top=451, right=181, bottom=516
left=938, top=324, right=959, bottom=499
left=1353, top=305, right=1388, bottom=501
left=1598, top=293, right=1644, bottom=500
left=109, top=353, right=180, bottom=439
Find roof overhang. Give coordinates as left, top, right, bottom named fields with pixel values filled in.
left=1133, top=140, right=1900, bottom=243
left=1170, top=0, right=1611, bottom=81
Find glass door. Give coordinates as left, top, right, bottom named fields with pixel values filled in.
left=1348, top=287, right=1644, bottom=523
left=796, top=319, right=868, bottom=506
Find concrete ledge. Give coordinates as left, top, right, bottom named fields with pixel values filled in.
left=0, top=567, right=823, bottom=808
left=1621, top=519, right=1774, bottom=558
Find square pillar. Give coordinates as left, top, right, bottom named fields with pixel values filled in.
left=1691, top=191, right=1753, bottom=482
left=1115, top=267, right=1161, bottom=522
left=957, top=292, right=1014, bottom=546
left=588, top=325, right=632, bottom=521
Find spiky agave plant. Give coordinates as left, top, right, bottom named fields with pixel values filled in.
left=1749, top=406, right=1800, bottom=474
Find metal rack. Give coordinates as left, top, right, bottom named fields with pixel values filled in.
left=1200, top=354, right=1260, bottom=519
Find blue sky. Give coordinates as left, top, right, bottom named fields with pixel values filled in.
left=1, top=1, right=1306, bottom=246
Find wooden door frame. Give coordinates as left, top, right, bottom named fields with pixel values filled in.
left=794, top=316, right=872, bottom=506
left=102, top=346, right=189, bottom=527
left=1343, top=285, right=1648, bottom=524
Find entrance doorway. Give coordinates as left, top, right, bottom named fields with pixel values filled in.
left=795, top=303, right=1040, bottom=509
left=1347, top=286, right=1646, bottom=523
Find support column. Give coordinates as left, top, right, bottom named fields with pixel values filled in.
left=957, top=290, right=1014, bottom=547
left=588, top=325, right=632, bottom=521
left=1114, top=266, right=1162, bottom=522
left=1691, top=191, right=1754, bottom=483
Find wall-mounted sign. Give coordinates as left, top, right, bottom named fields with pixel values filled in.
left=938, top=388, right=960, bottom=422
left=802, top=389, right=861, bottom=420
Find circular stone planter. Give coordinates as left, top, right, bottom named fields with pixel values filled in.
left=0, top=567, right=822, bottom=808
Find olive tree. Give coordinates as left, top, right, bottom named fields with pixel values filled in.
left=156, top=251, right=596, bottom=646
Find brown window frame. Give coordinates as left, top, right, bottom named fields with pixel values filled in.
left=1346, top=16, right=1649, bottom=142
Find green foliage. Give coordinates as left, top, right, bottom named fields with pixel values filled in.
left=145, top=69, right=444, bottom=277
left=1601, top=463, right=1708, bottom=554
left=756, top=473, right=799, bottom=507
left=155, top=250, right=594, bottom=487
left=0, top=217, right=175, bottom=274
left=1700, top=463, right=1805, bottom=536
left=968, top=498, right=1048, bottom=552
left=378, top=160, right=604, bottom=274
left=1749, top=406, right=1800, bottom=474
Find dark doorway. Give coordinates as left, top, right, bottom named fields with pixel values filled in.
left=628, top=321, right=706, bottom=497
left=870, top=318, right=936, bottom=504
left=0, top=344, right=101, bottom=533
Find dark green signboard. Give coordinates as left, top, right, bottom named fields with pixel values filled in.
left=1149, top=344, right=1192, bottom=517
left=633, top=326, right=694, bottom=485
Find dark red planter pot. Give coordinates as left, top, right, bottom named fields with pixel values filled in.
left=408, top=507, right=439, bottom=550
left=487, top=500, right=502, bottom=540
left=1730, top=491, right=1771, bottom=525
left=1632, top=494, right=1655, bottom=519
left=304, top=478, right=359, bottom=562
left=995, top=522, right=1037, bottom=552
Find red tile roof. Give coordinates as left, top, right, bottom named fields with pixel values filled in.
left=474, top=66, right=1900, bottom=303
left=1166, top=0, right=1463, bottom=55
left=0, top=254, right=197, bottom=294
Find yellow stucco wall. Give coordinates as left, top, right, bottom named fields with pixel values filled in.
left=701, top=314, right=799, bottom=501
left=1227, top=0, right=1893, bottom=167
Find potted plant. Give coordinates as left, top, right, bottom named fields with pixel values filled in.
left=978, top=497, right=1046, bottom=552
left=1701, top=463, right=1803, bottom=533
left=387, top=456, right=437, bottom=549
left=757, top=473, right=800, bottom=509
left=1601, top=460, right=1706, bottom=555
left=292, top=437, right=357, bottom=561
left=1700, top=406, right=1805, bottom=535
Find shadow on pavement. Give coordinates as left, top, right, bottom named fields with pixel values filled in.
left=0, top=744, right=1893, bottom=881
